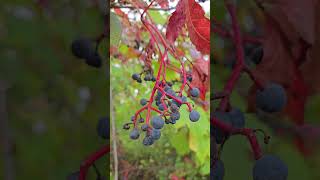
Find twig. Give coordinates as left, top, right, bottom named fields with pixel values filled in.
left=211, top=117, right=263, bottom=159
left=218, top=1, right=246, bottom=111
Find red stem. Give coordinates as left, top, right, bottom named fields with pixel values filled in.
left=211, top=118, right=263, bottom=160
left=79, top=145, right=110, bottom=180
left=218, top=2, right=246, bottom=111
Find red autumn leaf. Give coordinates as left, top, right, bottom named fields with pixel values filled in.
left=246, top=17, right=301, bottom=115
left=252, top=18, right=295, bottom=86
left=262, top=0, right=316, bottom=44
left=245, top=11, right=319, bottom=155
left=191, top=58, right=209, bottom=100
left=166, top=0, right=186, bottom=43
left=184, top=0, right=210, bottom=54
left=300, top=2, right=320, bottom=94
left=166, top=0, right=209, bottom=54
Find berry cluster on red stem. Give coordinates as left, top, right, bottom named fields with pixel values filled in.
left=122, top=0, right=203, bottom=146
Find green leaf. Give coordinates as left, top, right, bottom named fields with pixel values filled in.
left=169, top=127, right=190, bottom=155
left=110, top=12, right=122, bottom=46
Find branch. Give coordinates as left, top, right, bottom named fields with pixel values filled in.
left=218, top=2, right=246, bottom=111
left=211, top=117, right=264, bottom=160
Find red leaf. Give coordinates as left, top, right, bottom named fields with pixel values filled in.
left=300, top=1, right=320, bottom=94
left=191, top=58, right=209, bottom=100
left=252, top=18, right=295, bottom=86
left=262, top=0, right=316, bottom=44
left=166, top=0, right=186, bottom=43
left=166, top=0, right=210, bottom=55
left=184, top=0, right=210, bottom=54
left=284, top=70, right=309, bottom=125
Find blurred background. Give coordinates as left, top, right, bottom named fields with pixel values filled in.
left=0, top=0, right=108, bottom=179
left=213, top=0, right=320, bottom=180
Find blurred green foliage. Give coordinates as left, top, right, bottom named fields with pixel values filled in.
left=0, top=0, right=108, bottom=179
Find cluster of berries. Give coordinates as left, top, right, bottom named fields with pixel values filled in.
left=131, top=70, right=156, bottom=83
left=124, top=75, right=201, bottom=146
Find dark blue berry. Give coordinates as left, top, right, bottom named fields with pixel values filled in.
left=142, top=136, right=154, bottom=146
left=151, top=128, right=161, bottom=140
left=256, top=83, right=287, bottom=113
left=97, top=117, right=109, bottom=139
left=141, top=124, right=148, bottom=131
left=129, top=128, right=140, bottom=140
left=190, top=87, right=200, bottom=97
left=253, top=155, right=288, bottom=180
left=158, top=104, right=165, bottom=111
left=138, top=118, right=144, bottom=123
left=189, top=110, right=200, bottom=122
left=166, top=89, right=176, bottom=99
left=250, top=46, right=264, bottom=65
left=211, top=160, right=225, bottom=180
left=187, top=75, right=192, bottom=82
left=170, top=103, right=179, bottom=112
left=85, top=53, right=102, bottom=68
left=140, top=98, right=148, bottom=106
left=228, top=108, right=245, bottom=128
left=151, top=116, right=164, bottom=129
left=132, top=73, right=140, bottom=81
left=144, top=74, right=152, bottom=81
left=71, top=38, right=93, bottom=59
left=170, top=112, right=180, bottom=121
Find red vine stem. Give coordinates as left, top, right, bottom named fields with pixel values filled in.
left=218, top=2, right=246, bottom=111
left=211, top=118, right=263, bottom=159
left=79, top=145, right=110, bottom=180
left=212, top=1, right=266, bottom=162
left=129, top=0, right=195, bottom=128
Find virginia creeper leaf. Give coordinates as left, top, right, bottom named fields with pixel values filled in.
left=191, top=58, right=209, bottom=100
left=166, top=0, right=186, bottom=44
left=262, top=0, right=316, bottom=44
left=184, top=0, right=210, bottom=54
